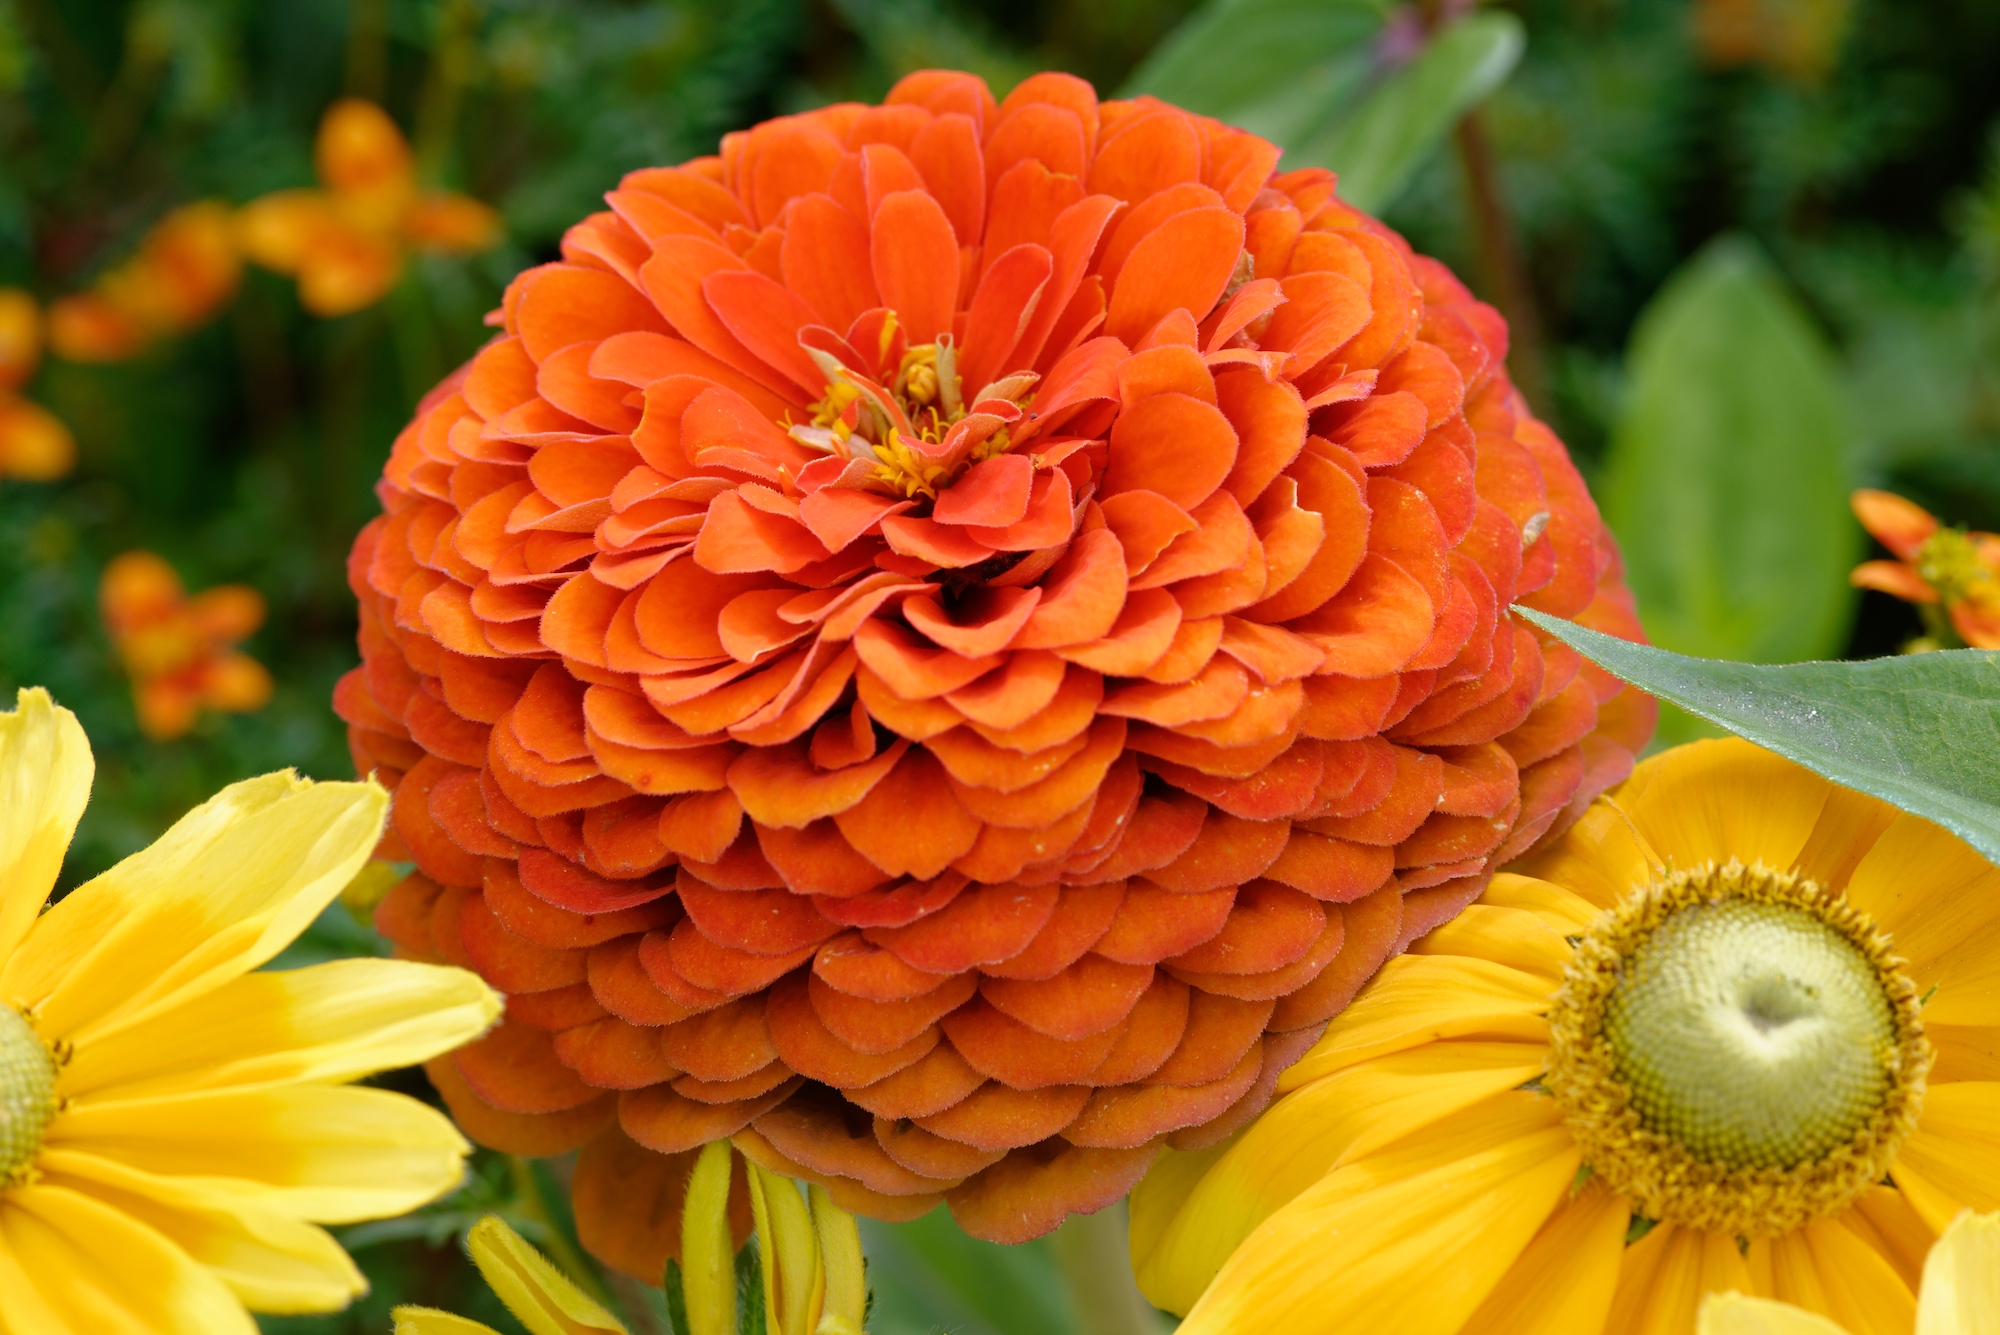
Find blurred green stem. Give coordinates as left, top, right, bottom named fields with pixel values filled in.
left=346, top=0, right=388, bottom=100
left=1048, top=1205, right=1159, bottom=1335
left=415, top=0, right=479, bottom=182
left=1454, top=108, right=1552, bottom=418
left=507, top=1156, right=618, bottom=1312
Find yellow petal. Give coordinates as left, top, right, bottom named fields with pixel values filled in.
left=1891, top=1083, right=2000, bottom=1232
left=1135, top=1043, right=1543, bottom=1314
left=1479, top=872, right=1604, bottom=933
left=1129, top=1140, right=1233, bottom=1306
left=747, top=1162, right=818, bottom=1335
left=1840, top=1185, right=1937, bottom=1293
left=0, top=1228, right=68, bottom=1335
left=1615, top=737, right=1832, bottom=877
left=394, top=1307, right=506, bottom=1335
left=1459, top=1178, right=1629, bottom=1335
left=60, top=956, right=499, bottom=1100
left=1929, top=1027, right=2000, bottom=1084
left=467, top=1215, right=627, bottom=1335
left=1609, top=1225, right=1754, bottom=1335
left=1279, top=956, right=1550, bottom=1092
left=1175, top=1092, right=1577, bottom=1335
left=5, top=773, right=387, bottom=1044
left=1843, top=813, right=2000, bottom=1016
left=0, top=687, right=92, bottom=973
left=682, top=1140, right=738, bottom=1335
left=1699, top=1292, right=1849, bottom=1335
left=1756, top=1216, right=1915, bottom=1335
left=1408, top=903, right=1575, bottom=980
left=1792, top=783, right=1900, bottom=895
left=48, top=1082, right=470, bottom=1224
left=1509, top=796, right=1654, bottom=910
left=34, top=1147, right=364, bottom=1312
left=0, top=1183, right=257, bottom=1333
left=809, top=1184, right=866, bottom=1332
left=1916, top=1209, right=2000, bottom=1335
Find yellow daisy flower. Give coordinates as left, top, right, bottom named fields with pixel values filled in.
left=1700, top=1209, right=2000, bottom=1333
left=1130, top=736, right=2000, bottom=1335
left=0, top=687, right=502, bottom=1332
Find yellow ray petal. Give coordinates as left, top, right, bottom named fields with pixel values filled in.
left=1408, top=903, right=1576, bottom=979
left=1129, top=1142, right=1232, bottom=1297
left=1916, top=1209, right=2000, bottom=1335
left=1135, top=1044, right=1543, bottom=1314
left=1279, top=955, right=1550, bottom=1091
left=1609, top=1224, right=1754, bottom=1335
left=1928, top=1027, right=2000, bottom=1084
left=35, top=1148, right=365, bottom=1312
left=1756, top=1217, right=1916, bottom=1335
left=1615, top=737, right=1832, bottom=877
left=1792, top=783, right=1900, bottom=895
left=0, top=1227, right=68, bottom=1335
left=1840, top=1185, right=1937, bottom=1292
left=4, top=773, right=386, bottom=1043
left=1175, top=1093, right=1577, bottom=1335
left=1458, top=1177, right=1629, bottom=1335
left=0, top=688, right=92, bottom=973
left=1508, top=798, right=1655, bottom=910
left=1479, top=872, right=1604, bottom=933
left=1842, top=813, right=2000, bottom=989
left=1699, top=1292, right=1849, bottom=1335
left=0, top=1183, right=257, bottom=1334
left=47, top=1082, right=471, bottom=1224
left=468, top=1215, right=627, bottom=1335
left=394, top=1307, right=506, bottom=1335
left=60, top=957, right=499, bottom=1100
left=1892, top=1083, right=2000, bottom=1232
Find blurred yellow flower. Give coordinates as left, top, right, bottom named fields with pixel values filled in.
left=0, top=687, right=502, bottom=1331
left=0, top=288, right=75, bottom=481
left=237, top=99, right=501, bottom=317
left=392, top=1214, right=627, bottom=1335
left=99, top=551, right=274, bottom=741
left=1699, top=1208, right=2000, bottom=1333
left=46, top=202, right=242, bottom=363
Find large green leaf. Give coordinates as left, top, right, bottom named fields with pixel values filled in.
left=1121, top=0, right=1390, bottom=144
left=1521, top=610, right=2000, bottom=865
left=1289, top=11, right=1525, bottom=213
left=1602, top=236, right=1860, bottom=668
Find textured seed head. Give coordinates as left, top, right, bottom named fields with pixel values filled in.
left=1604, top=897, right=1896, bottom=1170
left=0, top=1006, right=57, bottom=1187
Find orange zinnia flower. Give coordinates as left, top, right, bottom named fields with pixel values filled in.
left=341, top=70, right=1654, bottom=1261
left=236, top=99, right=502, bottom=317
left=1849, top=488, right=2000, bottom=648
left=101, top=551, right=274, bottom=740
left=0, top=288, right=76, bottom=480
left=46, top=201, right=242, bottom=363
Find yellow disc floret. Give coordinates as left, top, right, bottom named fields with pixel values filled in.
left=0, top=1004, right=58, bottom=1188
left=1546, top=859, right=1929, bottom=1237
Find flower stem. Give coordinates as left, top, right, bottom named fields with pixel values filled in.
left=1048, top=1205, right=1160, bottom=1335
left=1454, top=107, right=1553, bottom=418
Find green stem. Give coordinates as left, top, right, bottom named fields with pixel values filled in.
left=1047, top=1205, right=1159, bottom=1335
left=1453, top=108, right=1553, bottom=420
left=507, top=1156, right=618, bottom=1312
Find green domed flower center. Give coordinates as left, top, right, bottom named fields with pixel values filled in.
left=1604, top=897, right=1895, bottom=1170
left=0, top=1005, right=58, bottom=1188
left=1546, top=860, right=1930, bottom=1238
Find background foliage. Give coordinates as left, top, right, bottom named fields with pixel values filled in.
left=2, top=0, right=1998, bottom=1329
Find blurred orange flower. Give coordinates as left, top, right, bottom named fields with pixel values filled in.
left=236, top=99, right=502, bottom=317
left=1693, top=0, right=1853, bottom=82
left=1849, top=489, right=2000, bottom=648
left=345, top=70, right=1655, bottom=1257
left=47, top=201, right=242, bottom=363
left=0, top=288, right=76, bottom=480
left=100, top=551, right=274, bottom=739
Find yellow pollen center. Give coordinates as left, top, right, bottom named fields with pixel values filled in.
left=0, top=1006, right=58, bottom=1188
left=1546, top=860, right=1929, bottom=1237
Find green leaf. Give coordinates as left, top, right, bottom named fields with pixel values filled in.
left=1602, top=236, right=1861, bottom=669
left=1122, top=0, right=1390, bottom=143
left=1520, top=610, right=2000, bottom=866
left=1290, top=11, right=1525, bottom=213
left=858, top=1213, right=1079, bottom=1335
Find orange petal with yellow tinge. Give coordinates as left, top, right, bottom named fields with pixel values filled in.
left=1850, top=488, right=1937, bottom=560
left=755, top=1094, right=960, bottom=1196
left=946, top=1142, right=1159, bottom=1245
left=767, top=972, right=941, bottom=1087
left=808, top=970, right=977, bottom=1055
left=942, top=996, right=1126, bottom=1089
left=656, top=995, right=779, bottom=1082
left=553, top=1017, right=682, bottom=1089
left=1146, top=810, right=1289, bottom=894
left=980, top=955, right=1154, bottom=1041
left=1104, top=208, right=1245, bottom=345
left=726, top=736, right=908, bottom=828
left=847, top=1040, right=987, bottom=1120
left=1065, top=1039, right=1262, bottom=1148
left=980, top=881, right=1126, bottom=980
left=427, top=1056, right=614, bottom=1157
left=864, top=879, right=1059, bottom=973
left=871, top=188, right=960, bottom=344
left=619, top=1079, right=801, bottom=1155
left=455, top=1015, right=606, bottom=1113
